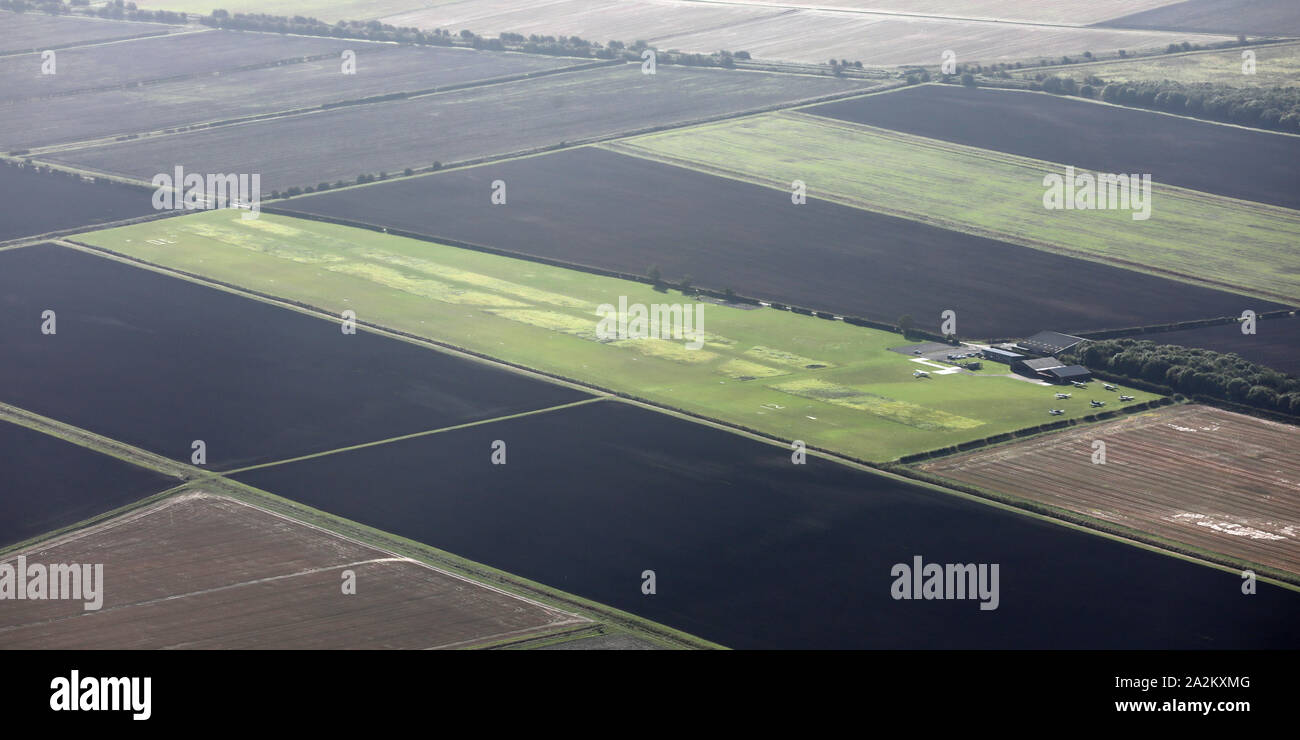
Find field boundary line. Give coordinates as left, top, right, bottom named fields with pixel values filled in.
left=220, top=397, right=608, bottom=475
left=0, top=400, right=197, bottom=479
left=0, top=21, right=187, bottom=58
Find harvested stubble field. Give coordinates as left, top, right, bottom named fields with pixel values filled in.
left=807, top=85, right=1300, bottom=211
left=277, top=145, right=1272, bottom=337
left=44, top=63, right=874, bottom=191
left=78, top=210, right=1161, bottom=463
left=1, top=44, right=582, bottom=151
left=234, top=398, right=1300, bottom=649
left=0, top=29, right=361, bottom=103
left=0, top=493, right=587, bottom=649
left=0, top=418, right=175, bottom=547
left=0, top=10, right=177, bottom=54
left=0, top=165, right=155, bottom=243
left=922, top=405, right=1300, bottom=576
left=1141, top=317, right=1300, bottom=375
left=0, top=243, right=589, bottom=469
left=708, top=0, right=1181, bottom=26
left=607, top=110, right=1300, bottom=305
left=382, top=0, right=1231, bottom=66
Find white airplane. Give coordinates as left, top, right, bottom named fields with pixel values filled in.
left=1048, top=409, right=1065, bottom=415
left=1090, top=399, right=1105, bottom=408
left=913, top=370, right=929, bottom=378
left=1055, top=392, right=1072, bottom=399
left=1119, top=395, right=1135, bottom=402
left=1103, top=384, right=1117, bottom=391
left=1071, top=381, right=1088, bottom=388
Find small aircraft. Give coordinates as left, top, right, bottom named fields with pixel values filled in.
left=913, top=370, right=929, bottom=378
left=1119, top=395, right=1135, bottom=402
left=1103, top=384, right=1117, bottom=391
left=1054, top=392, right=1072, bottom=399
left=1071, top=381, right=1088, bottom=388
left=1090, top=399, right=1105, bottom=408
left=1048, top=409, right=1065, bottom=415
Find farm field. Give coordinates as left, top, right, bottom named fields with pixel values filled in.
left=43, top=63, right=875, bottom=191
left=132, top=0, right=422, bottom=24
left=233, top=398, right=1300, bottom=649
left=1, top=44, right=582, bottom=151
left=807, top=85, right=1300, bottom=211
left=76, top=209, right=1162, bottom=463
left=0, top=419, right=175, bottom=547
left=0, top=164, right=155, bottom=244
left=921, top=405, right=1300, bottom=577
left=1100, top=0, right=1300, bottom=36
left=1038, top=41, right=1300, bottom=87
left=381, top=0, right=1232, bottom=66
left=0, top=10, right=177, bottom=54
left=0, top=493, right=589, bottom=649
left=275, top=145, right=1275, bottom=337
left=0, top=29, right=362, bottom=103
left=707, top=1, right=1183, bottom=26
left=1138, top=317, right=1300, bottom=375
left=606, top=110, right=1300, bottom=304
left=0, top=243, right=590, bottom=469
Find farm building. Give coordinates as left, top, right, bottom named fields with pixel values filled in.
left=982, top=347, right=1025, bottom=364
left=1015, top=331, right=1087, bottom=356
left=1043, top=365, right=1092, bottom=383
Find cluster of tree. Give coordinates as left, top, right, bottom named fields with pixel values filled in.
left=1028, top=73, right=1300, bottom=133
left=1061, top=338, right=1299, bottom=414
left=2, top=0, right=186, bottom=22
left=198, top=11, right=752, bottom=68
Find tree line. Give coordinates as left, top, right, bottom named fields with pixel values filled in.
left=1061, top=338, right=1299, bottom=414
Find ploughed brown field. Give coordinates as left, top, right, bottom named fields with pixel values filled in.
left=0, top=493, right=586, bottom=649
left=921, top=405, right=1300, bottom=576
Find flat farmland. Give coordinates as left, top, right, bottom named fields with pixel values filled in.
left=0, top=165, right=155, bottom=243
left=645, top=11, right=1228, bottom=67
left=1, top=45, right=581, bottom=150
left=132, top=0, right=419, bottom=24
left=703, top=1, right=1182, bottom=25
left=807, top=85, right=1300, bottom=211
left=607, top=110, right=1300, bottom=304
left=1042, top=41, right=1300, bottom=87
left=0, top=493, right=587, bottom=649
left=77, top=210, right=1161, bottom=463
left=44, top=64, right=874, bottom=191
left=0, top=29, right=362, bottom=103
left=1100, top=0, right=1300, bottom=36
left=0, top=243, right=589, bottom=469
left=0, top=11, right=177, bottom=54
left=922, top=405, right=1300, bottom=577
left=0, top=419, right=174, bottom=547
left=1141, top=318, right=1300, bottom=375
left=233, top=398, right=1300, bottom=649
left=276, top=145, right=1270, bottom=337
left=382, top=0, right=1230, bottom=66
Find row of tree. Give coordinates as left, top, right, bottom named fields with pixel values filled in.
left=2, top=0, right=186, bottom=23
left=1061, top=338, right=1299, bottom=414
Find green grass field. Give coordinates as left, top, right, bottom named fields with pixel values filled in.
left=75, top=210, right=1157, bottom=462
left=602, top=111, right=1300, bottom=304
left=1036, top=42, right=1300, bottom=88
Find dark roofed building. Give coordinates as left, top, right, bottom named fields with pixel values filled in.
left=982, top=347, right=1025, bottom=363
left=1017, top=331, right=1087, bottom=356
left=1014, top=357, right=1065, bottom=374
left=1042, top=365, right=1092, bottom=383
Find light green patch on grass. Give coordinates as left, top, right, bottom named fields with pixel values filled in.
left=327, top=262, right=526, bottom=307
left=716, top=358, right=789, bottom=380
left=78, top=209, right=1162, bottom=462
left=603, top=112, right=1300, bottom=303
left=772, top=378, right=985, bottom=431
